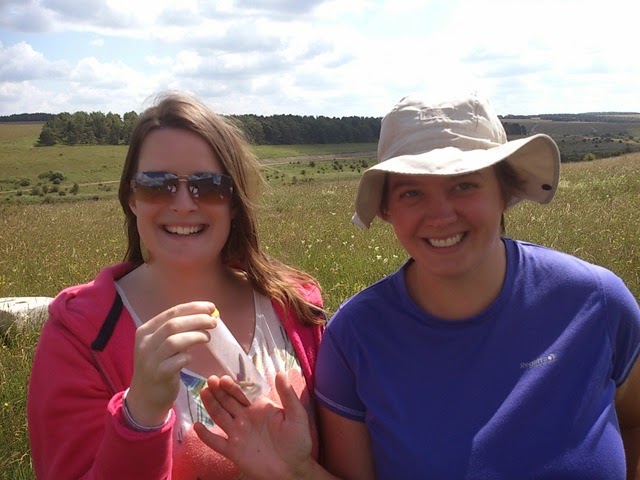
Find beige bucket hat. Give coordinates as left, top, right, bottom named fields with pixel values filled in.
left=353, top=94, right=561, bottom=228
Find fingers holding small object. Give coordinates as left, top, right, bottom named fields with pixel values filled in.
left=135, top=312, right=216, bottom=363
left=156, top=329, right=211, bottom=359
left=135, top=304, right=216, bottom=361
left=143, top=301, right=218, bottom=331
left=156, top=350, right=192, bottom=375
left=156, top=312, right=217, bottom=342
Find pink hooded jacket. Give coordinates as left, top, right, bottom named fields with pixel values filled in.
left=27, top=262, right=324, bottom=480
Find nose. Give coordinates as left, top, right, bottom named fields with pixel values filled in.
left=170, top=179, right=198, bottom=211
left=423, top=195, right=457, bottom=226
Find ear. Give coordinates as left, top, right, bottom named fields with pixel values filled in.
left=128, top=192, right=138, bottom=216
left=379, top=205, right=390, bottom=222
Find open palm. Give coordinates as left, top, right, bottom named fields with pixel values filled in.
left=194, top=373, right=313, bottom=479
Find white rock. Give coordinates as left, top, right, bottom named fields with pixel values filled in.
left=0, top=297, right=53, bottom=335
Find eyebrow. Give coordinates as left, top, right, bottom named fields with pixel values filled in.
left=389, top=171, right=483, bottom=190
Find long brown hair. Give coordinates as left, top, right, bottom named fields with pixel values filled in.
left=494, top=160, right=526, bottom=234
left=118, top=91, right=324, bottom=325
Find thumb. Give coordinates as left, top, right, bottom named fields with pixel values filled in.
left=275, top=372, right=306, bottom=420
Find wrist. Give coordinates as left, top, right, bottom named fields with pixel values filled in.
left=290, top=456, right=322, bottom=480
left=122, top=388, right=171, bottom=432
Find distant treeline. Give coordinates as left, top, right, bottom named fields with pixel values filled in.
left=0, top=113, right=54, bottom=122
left=32, top=110, right=383, bottom=146
left=230, top=114, right=381, bottom=144
left=36, top=111, right=141, bottom=146
left=501, top=113, right=640, bottom=123
left=7, top=110, right=528, bottom=147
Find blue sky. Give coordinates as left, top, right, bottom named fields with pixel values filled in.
left=1, top=0, right=638, bottom=118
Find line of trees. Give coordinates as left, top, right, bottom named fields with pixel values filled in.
left=0, top=113, right=53, bottom=122
left=33, top=111, right=528, bottom=147
left=230, top=114, right=381, bottom=145
left=35, top=111, right=382, bottom=147
left=37, top=111, right=140, bottom=146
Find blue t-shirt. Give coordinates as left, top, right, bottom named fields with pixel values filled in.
left=315, top=238, right=640, bottom=479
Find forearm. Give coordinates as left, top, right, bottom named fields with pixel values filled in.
left=622, top=426, right=640, bottom=480
left=100, top=392, right=175, bottom=475
left=29, top=320, right=175, bottom=479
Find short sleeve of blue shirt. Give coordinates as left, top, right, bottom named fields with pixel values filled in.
left=602, top=267, right=640, bottom=386
left=315, top=319, right=366, bottom=421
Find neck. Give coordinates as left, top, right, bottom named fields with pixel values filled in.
left=133, top=260, right=244, bottom=309
left=405, top=239, right=507, bottom=320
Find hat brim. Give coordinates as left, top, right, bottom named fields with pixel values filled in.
left=353, top=133, right=560, bottom=228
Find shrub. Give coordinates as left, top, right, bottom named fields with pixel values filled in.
left=37, top=170, right=66, bottom=182
left=50, top=171, right=65, bottom=182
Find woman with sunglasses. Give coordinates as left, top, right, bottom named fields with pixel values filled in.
left=194, top=94, right=640, bottom=479
left=27, top=91, right=325, bottom=479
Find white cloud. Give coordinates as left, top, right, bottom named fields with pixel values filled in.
left=145, top=55, right=173, bottom=66
left=70, top=57, right=135, bottom=87
left=0, top=80, right=73, bottom=114
left=0, top=0, right=638, bottom=116
left=0, top=42, right=68, bottom=81
left=0, top=1, right=55, bottom=32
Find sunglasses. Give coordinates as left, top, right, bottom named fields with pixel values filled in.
left=130, top=171, right=233, bottom=203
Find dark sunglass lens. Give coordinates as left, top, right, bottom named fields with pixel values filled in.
left=189, top=174, right=233, bottom=202
left=133, top=172, right=178, bottom=201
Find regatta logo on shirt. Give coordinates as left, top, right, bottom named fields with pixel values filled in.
left=520, top=353, right=557, bottom=369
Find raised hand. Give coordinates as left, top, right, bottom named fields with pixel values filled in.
left=125, top=301, right=218, bottom=427
left=194, top=372, right=314, bottom=480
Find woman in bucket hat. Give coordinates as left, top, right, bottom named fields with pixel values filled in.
left=195, top=94, right=640, bottom=479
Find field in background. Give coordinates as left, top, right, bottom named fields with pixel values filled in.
left=1, top=124, right=639, bottom=478
left=3, top=117, right=640, bottom=203
left=2, top=154, right=638, bottom=306
left=0, top=122, right=377, bottom=203
left=508, top=118, right=640, bottom=161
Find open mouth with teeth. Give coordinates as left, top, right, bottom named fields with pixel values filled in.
left=427, top=232, right=464, bottom=248
left=164, top=225, right=206, bottom=235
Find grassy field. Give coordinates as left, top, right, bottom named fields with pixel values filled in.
left=0, top=122, right=377, bottom=203
left=1, top=125, right=639, bottom=478
left=507, top=118, right=640, bottom=161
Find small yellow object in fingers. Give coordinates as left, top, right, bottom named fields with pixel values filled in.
left=211, top=307, right=220, bottom=318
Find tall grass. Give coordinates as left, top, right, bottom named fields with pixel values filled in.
left=1, top=153, right=639, bottom=478
left=0, top=326, right=40, bottom=480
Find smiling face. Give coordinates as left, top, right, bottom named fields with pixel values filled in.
left=383, top=167, right=506, bottom=282
left=128, top=127, right=234, bottom=270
